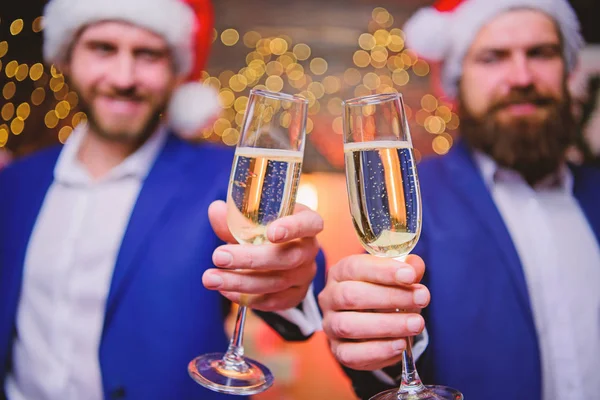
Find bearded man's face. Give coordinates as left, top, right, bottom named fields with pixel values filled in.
left=458, top=9, right=576, bottom=185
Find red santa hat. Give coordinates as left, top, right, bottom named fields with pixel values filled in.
left=404, top=0, right=584, bottom=98
left=42, top=0, right=221, bottom=138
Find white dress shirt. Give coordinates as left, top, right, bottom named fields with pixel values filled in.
left=5, top=125, right=168, bottom=400
left=475, top=153, right=600, bottom=400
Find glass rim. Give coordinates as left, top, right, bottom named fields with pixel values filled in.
left=342, top=92, right=402, bottom=107
left=250, top=89, right=309, bottom=104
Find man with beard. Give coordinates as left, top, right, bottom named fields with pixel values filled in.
left=0, top=0, right=326, bottom=399
left=317, top=0, right=600, bottom=399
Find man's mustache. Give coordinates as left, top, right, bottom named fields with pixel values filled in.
left=489, top=91, right=557, bottom=113
left=94, top=90, right=147, bottom=103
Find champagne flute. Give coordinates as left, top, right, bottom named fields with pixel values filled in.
left=188, top=89, right=308, bottom=395
left=342, top=93, right=463, bottom=400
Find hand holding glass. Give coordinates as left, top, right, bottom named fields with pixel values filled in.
left=342, top=93, right=463, bottom=400
left=188, top=89, right=308, bottom=395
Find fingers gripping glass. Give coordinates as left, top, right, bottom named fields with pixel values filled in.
left=188, top=89, right=308, bottom=395
left=342, top=93, right=463, bottom=400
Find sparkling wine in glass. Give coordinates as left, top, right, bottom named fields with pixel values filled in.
left=342, top=93, right=463, bottom=400
left=188, top=89, right=308, bottom=395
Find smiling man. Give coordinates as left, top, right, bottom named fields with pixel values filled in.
left=0, top=1, right=325, bottom=399
left=318, top=1, right=600, bottom=399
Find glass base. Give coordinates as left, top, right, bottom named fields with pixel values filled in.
left=370, top=385, right=463, bottom=400
left=188, top=352, right=273, bottom=395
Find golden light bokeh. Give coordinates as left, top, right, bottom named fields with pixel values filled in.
left=222, top=127, right=240, bottom=146
left=387, top=35, right=404, bottom=53
left=10, top=117, right=24, bottom=135
left=29, top=63, right=44, bottom=81
left=15, top=64, right=29, bottom=81
left=310, top=58, right=328, bottom=75
left=10, top=19, right=24, bottom=36
left=269, top=38, right=288, bottom=55
left=243, top=31, right=261, bottom=48
left=72, top=112, right=88, bottom=127
left=221, top=29, right=240, bottom=46
left=31, top=87, right=46, bottom=106
left=322, top=76, right=341, bottom=94
left=2, top=103, right=15, bottom=121
left=436, top=106, right=453, bottom=123
left=265, top=75, right=284, bottom=92
left=373, top=29, right=391, bottom=47
left=0, top=41, right=8, bottom=58
left=278, top=54, right=296, bottom=69
left=58, top=126, right=73, bottom=143
left=332, top=116, right=343, bottom=135
left=392, top=69, right=410, bottom=86
left=266, top=61, right=284, bottom=76
left=354, top=84, right=371, bottom=98
left=306, top=117, right=314, bottom=134
left=55, top=100, right=71, bottom=120
left=0, top=125, right=8, bottom=147
left=44, top=111, right=59, bottom=129
left=213, top=118, right=231, bottom=136
left=363, top=72, right=380, bottom=90
left=307, top=82, right=325, bottom=99
left=3, top=82, right=16, bottom=100
left=413, top=59, right=430, bottom=77
left=229, top=74, right=248, bottom=92
left=1, top=6, right=450, bottom=154
left=432, top=135, right=451, bottom=155
left=234, top=96, right=249, bottom=114
left=358, top=34, right=376, bottom=51
left=293, top=44, right=311, bottom=61
left=421, top=94, right=438, bottom=113
left=424, top=116, right=446, bottom=134
left=16, top=103, right=31, bottom=120
left=286, top=63, right=304, bottom=81
left=447, top=113, right=460, bottom=130
left=32, top=16, right=44, bottom=33
left=5, top=60, right=18, bottom=78
left=353, top=50, right=370, bottom=68
left=219, top=89, right=235, bottom=108
left=50, top=64, right=62, bottom=78
left=370, top=46, right=388, bottom=63
left=49, top=76, right=65, bottom=92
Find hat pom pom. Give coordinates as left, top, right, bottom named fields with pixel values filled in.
left=168, top=82, right=221, bottom=138
left=404, top=7, right=451, bottom=61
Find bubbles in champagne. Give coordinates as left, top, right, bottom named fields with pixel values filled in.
left=344, top=141, right=421, bottom=257
left=227, top=147, right=303, bottom=245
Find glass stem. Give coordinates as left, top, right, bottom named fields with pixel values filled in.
left=398, top=337, right=426, bottom=396
left=223, top=305, right=249, bottom=371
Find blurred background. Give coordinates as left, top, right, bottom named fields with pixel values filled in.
left=1, top=0, right=599, bottom=398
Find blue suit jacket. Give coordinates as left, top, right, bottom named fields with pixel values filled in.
left=0, top=134, right=326, bottom=400
left=345, top=141, right=600, bottom=400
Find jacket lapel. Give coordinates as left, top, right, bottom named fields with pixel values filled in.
left=572, top=164, right=600, bottom=245
left=443, top=141, right=533, bottom=314
left=103, top=135, right=192, bottom=326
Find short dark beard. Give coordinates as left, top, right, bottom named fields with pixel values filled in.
left=459, top=85, right=576, bottom=186
left=67, top=76, right=165, bottom=148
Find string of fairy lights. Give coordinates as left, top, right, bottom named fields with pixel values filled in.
left=0, top=7, right=459, bottom=158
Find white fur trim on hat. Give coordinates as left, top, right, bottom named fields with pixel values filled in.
left=404, top=0, right=584, bottom=98
left=168, top=82, right=222, bottom=138
left=43, top=0, right=195, bottom=76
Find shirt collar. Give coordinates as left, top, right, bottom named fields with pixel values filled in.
left=473, top=150, right=573, bottom=193
left=54, top=124, right=169, bottom=185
